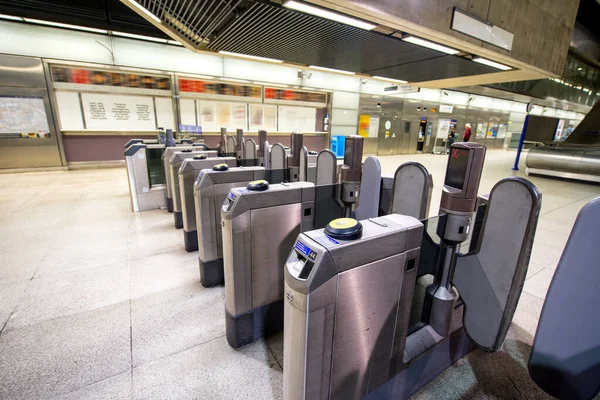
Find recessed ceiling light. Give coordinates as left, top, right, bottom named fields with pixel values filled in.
left=308, top=65, right=355, bottom=75
left=372, top=76, right=408, bottom=84
left=112, top=31, right=168, bottom=43
left=121, top=0, right=161, bottom=24
left=218, top=51, right=283, bottom=64
left=472, top=57, right=512, bottom=71
left=0, top=14, right=24, bottom=22
left=402, top=36, right=459, bottom=55
left=577, top=67, right=583, bottom=71
left=24, top=18, right=107, bottom=34
left=283, top=1, right=376, bottom=30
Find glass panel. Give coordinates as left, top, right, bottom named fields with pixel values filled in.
left=147, top=148, right=165, bottom=187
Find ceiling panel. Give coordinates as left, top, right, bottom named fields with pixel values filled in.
left=208, top=1, right=446, bottom=77
left=365, top=56, right=498, bottom=83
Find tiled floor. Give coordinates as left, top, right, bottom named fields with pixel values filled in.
left=0, top=150, right=598, bottom=399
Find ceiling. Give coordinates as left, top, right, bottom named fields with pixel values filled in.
left=0, top=0, right=168, bottom=38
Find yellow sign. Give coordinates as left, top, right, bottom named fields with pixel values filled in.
left=358, top=115, right=370, bottom=138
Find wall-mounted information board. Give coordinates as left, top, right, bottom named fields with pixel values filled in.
left=265, top=87, right=327, bottom=107
left=0, top=96, right=50, bottom=138
left=81, top=93, right=156, bottom=131
left=249, top=104, right=277, bottom=131
left=179, top=78, right=261, bottom=102
left=52, top=66, right=171, bottom=90
left=278, top=106, right=317, bottom=132
left=197, top=101, right=247, bottom=131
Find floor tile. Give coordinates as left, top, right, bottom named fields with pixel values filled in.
left=0, top=281, right=29, bottom=330
left=0, top=302, right=131, bottom=400
left=53, top=371, right=132, bottom=400
left=9, top=262, right=130, bottom=328
left=523, top=268, right=556, bottom=300
left=132, top=336, right=283, bottom=400
left=131, top=282, right=225, bottom=366
left=130, top=251, right=198, bottom=299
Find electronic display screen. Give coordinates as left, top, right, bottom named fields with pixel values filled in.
left=444, top=148, right=470, bottom=190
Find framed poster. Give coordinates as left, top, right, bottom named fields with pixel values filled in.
left=81, top=93, right=156, bottom=130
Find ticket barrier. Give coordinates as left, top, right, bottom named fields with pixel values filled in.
left=124, top=139, right=208, bottom=212
left=164, top=145, right=213, bottom=212
left=222, top=136, right=434, bottom=349
left=196, top=131, right=335, bottom=287
left=167, top=150, right=219, bottom=228
left=283, top=143, right=542, bottom=399
left=179, top=156, right=237, bottom=240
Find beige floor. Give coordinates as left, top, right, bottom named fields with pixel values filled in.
left=0, top=150, right=598, bottom=399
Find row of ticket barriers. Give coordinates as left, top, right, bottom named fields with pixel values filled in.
left=124, top=130, right=600, bottom=400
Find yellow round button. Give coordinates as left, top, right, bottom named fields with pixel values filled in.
left=330, top=218, right=358, bottom=229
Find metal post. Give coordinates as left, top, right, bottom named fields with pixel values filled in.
left=513, top=114, right=530, bottom=171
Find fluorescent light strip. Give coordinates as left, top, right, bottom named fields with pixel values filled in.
left=253, top=81, right=288, bottom=87
left=24, top=18, right=107, bottom=34
left=0, top=14, right=24, bottom=21
left=219, top=51, right=283, bottom=63
left=220, top=77, right=249, bottom=83
left=402, top=36, right=459, bottom=55
left=122, top=0, right=161, bottom=24
left=283, top=1, right=376, bottom=30
left=167, top=40, right=183, bottom=46
left=472, top=57, right=512, bottom=71
left=112, top=31, right=167, bottom=43
left=309, top=65, right=355, bottom=75
left=372, top=75, right=408, bottom=84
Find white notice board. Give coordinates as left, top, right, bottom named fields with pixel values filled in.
left=54, top=91, right=84, bottom=130
left=81, top=93, right=156, bottom=130
left=197, top=101, right=248, bottom=131
left=278, top=106, right=316, bottom=132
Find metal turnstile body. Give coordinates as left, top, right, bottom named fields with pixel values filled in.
left=125, top=142, right=201, bottom=212
left=169, top=150, right=218, bottom=228
left=195, top=166, right=266, bottom=286
left=222, top=182, right=316, bottom=348
left=164, top=147, right=216, bottom=212
left=179, top=157, right=237, bottom=249
left=284, top=143, right=542, bottom=400
left=284, top=215, right=424, bottom=400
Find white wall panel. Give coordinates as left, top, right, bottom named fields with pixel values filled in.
left=303, top=71, right=360, bottom=93
left=405, top=88, right=441, bottom=102
left=442, top=90, right=469, bottom=106
left=330, top=126, right=357, bottom=136
left=332, top=91, right=360, bottom=110
left=0, top=21, right=113, bottom=64
left=223, top=58, right=299, bottom=85
left=332, top=109, right=358, bottom=126
left=112, top=38, right=223, bottom=76
left=360, top=79, right=391, bottom=95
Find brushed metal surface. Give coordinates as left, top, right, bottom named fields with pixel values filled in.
left=0, top=54, right=46, bottom=88
left=180, top=158, right=235, bottom=232
left=330, top=253, right=406, bottom=399
left=196, top=178, right=217, bottom=262
left=223, top=210, right=253, bottom=316
left=251, top=203, right=302, bottom=309
left=214, top=182, right=247, bottom=257
left=169, top=151, right=213, bottom=212
left=316, top=150, right=337, bottom=185
left=271, top=143, right=287, bottom=170
left=527, top=146, right=600, bottom=178
left=284, top=276, right=338, bottom=400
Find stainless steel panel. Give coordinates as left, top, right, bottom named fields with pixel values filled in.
left=0, top=57, right=62, bottom=168
left=0, top=55, right=46, bottom=88
left=316, top=150, right=337, bottom=185
left=214, top=182, right=248, bottom=257
left=223, top=210, right=253, bottom=315
left=196, top=181, right=217, bottom=262
left=330, top=252, right=406, bottom=399
left=271, top=143, right=287, bottom=170
left=251, top=203, right=302, bottom=309
left=391, top=162, right=432, bottom=219
left=284, top=276, right=338, bottom=400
